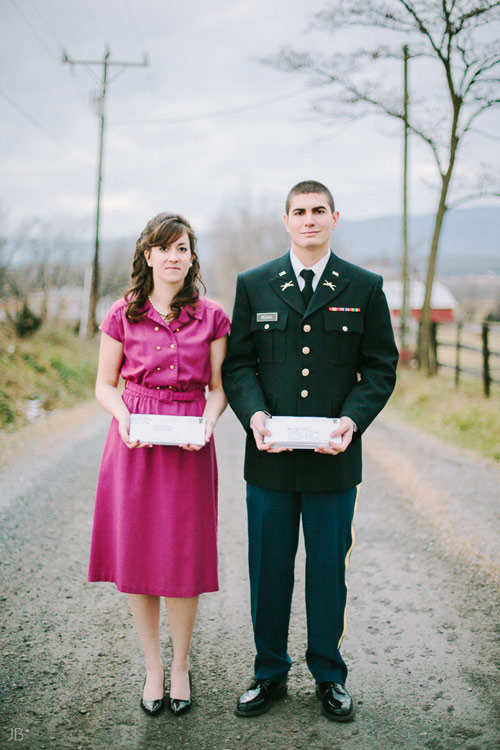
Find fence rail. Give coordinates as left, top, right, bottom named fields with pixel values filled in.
left=431, top=321, right=500, bottom=397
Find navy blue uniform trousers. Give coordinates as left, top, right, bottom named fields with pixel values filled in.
left=246, top=483, right=358, bottom=685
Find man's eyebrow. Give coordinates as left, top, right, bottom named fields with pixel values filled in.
left=292, top=204, right=328, bottom=212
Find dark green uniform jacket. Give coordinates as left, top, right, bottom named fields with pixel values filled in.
left=222, top=251, right=399, bottom=492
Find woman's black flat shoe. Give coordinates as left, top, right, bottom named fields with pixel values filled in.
left=141, top=675, right=165, bottom=716
left=169, top=671, right=192, bottom=715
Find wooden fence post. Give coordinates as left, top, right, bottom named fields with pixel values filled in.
left=430, top=321, right=438, bottom=374
left=455, top=320, right=463, bottom=388
left=482, top=322, right=491, bottom=397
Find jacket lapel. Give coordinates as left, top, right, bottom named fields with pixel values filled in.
left=304, top=253, right=350, bottom=318
left=268, top=255, right=305, bottom=315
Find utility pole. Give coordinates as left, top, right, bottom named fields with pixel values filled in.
left=401, top=44, right=410, bottom=361
left=63, top=49, right=148, bottom=335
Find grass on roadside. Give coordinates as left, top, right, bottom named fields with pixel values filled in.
left=387, top=365, right=500, bottom=462
left=0, top=324, right=99, bottom=432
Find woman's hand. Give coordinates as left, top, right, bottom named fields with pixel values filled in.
left=118, top=415, right=152, bottom=450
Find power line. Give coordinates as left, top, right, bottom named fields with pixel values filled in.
left=0, top=88, right=93, bottom=171
left=113, top=86, right=309, bottom=127
left=25, top=0, right=62, bottom=49
left=9, top=0, right=59, bottom=63
left=80, top=0, right=107, bottom=44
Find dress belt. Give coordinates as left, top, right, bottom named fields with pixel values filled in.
left=124, top=381, right=205, bottom=402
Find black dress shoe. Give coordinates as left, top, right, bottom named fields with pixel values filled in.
left=316, top=682, right=354, bottom=722
left=235, top=677, right=287, bottom=717
left=169, top=671, right=192, bottom=716
left=140, top=675, right=165, bottom=716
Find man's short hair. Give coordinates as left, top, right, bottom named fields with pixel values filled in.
left=285, top=180, right=335, bottom=215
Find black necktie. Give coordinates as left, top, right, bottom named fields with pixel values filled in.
left=300, top=269, right=315, bottom=306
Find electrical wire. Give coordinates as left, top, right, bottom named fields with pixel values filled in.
left=113, top=86, right=309, bottom=126
left=0, top=88, right=93, bottom=171
left=9, top=0, right=59, bottom=63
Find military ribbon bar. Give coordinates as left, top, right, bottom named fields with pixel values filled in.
left=329, top=307, right=361, bottom=312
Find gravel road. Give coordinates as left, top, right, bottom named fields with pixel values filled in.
left=1, top=404, right=499, bottom=750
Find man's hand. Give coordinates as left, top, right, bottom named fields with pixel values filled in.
left=250, top=411, right=292, bottom=453
left=315, top=416, right=355, bottom=456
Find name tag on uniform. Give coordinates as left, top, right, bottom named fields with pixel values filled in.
left=256, top=312, right=278, bottom=322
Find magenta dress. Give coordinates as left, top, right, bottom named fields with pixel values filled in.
left=88, top=296, right=230, bottom=597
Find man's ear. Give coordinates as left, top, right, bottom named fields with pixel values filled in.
left=283, top=213, right=290, bottom=234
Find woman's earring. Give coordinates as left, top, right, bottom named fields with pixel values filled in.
left=189, top=263, right=193, bottom=267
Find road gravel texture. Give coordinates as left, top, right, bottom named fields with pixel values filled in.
left=1, top=404, right=499, bottom=750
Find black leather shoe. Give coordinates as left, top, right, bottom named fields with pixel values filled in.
left=316, top=682, right=354, bottom=722
left=140, top=675, right=165, bottom=716
left=169, top=671, right=192, bottom=716
left=235, top=677, right=287, bottom=717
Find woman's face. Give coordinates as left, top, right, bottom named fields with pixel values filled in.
left=145, top=231, right=193, bottom=287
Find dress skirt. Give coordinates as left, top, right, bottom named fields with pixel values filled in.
left=88, top=383, right=219, bottom=597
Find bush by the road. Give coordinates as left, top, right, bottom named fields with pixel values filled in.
left=0, top=324, right=99, bottom=431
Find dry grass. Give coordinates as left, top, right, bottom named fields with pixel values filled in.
left=387, top=365, right=500, bottom=462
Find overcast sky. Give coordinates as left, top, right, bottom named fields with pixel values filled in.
left=1, top=0, right=499, bottom=244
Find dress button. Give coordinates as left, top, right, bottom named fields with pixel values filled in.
left=169, top=365, right=174, bottom=370
left=175, top=328, right=180, bottom=332
left=156, top=367, right=161, bottom=371
left=264, top=323, right=270, bottom=330
left=170, top=344, right=175, bottom=349
left=302, top=368, right=309, bottom=376
left=156, top=345, right=161, bottom=350
left=303, top=324, right=311, bottom=332
left=342, top=325, right=348, bottom=332
left=302, top=346, right=310, bottom=354
left=301, top=389, right=309, bottom=398
left=156, top=386, right=160, bottom=389
left=154, top=326, right=159, bottom=332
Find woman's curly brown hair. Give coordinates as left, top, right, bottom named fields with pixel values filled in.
left=124, top=213, right=205, bottom=323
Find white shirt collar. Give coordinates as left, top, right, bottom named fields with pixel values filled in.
left=289, top=249, right=331, bottom=291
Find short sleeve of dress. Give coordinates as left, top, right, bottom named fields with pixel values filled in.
left=99, top=300, right=125, bottom=343
left=212, top=305, right=231, bottom=341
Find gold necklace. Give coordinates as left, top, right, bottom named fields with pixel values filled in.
left=148, top=295, right=170, bottom=319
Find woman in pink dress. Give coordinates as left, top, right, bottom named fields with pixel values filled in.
left=88, top=212, right=230, bottom=716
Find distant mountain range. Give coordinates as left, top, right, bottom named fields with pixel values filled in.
left=335, top=206, right=500, bottom=276
left=4, top=206, right=498, bottom=279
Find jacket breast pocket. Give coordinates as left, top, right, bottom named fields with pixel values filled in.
left=251, top=312, right=288, bottom=363
left=324, top=313, right=364, bottom=365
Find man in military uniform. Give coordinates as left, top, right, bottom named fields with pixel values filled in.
left=222, top=180, right=398, bottom=721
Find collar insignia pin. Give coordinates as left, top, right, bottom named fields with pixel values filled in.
left=332, top=270, right=340, bottom=277
left=281, top=280, right=294, bottom=291
left=323, top=280, right=337, bottom=291
left=279, top=270, right=287, bottom=276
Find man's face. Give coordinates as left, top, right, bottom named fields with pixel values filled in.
left=283, top=192, right=339, bottom=253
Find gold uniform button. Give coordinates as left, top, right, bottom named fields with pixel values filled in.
left=302, top=346, right=310, bottom=354
left=169, top=365, right=174, bottom=370
left=342, top=325, right=348, bottom=332
left=264, top=323, right=270, bottom=330
left=156, top=345, right=161, bottom=350
left=154, top=326, right=159, bottom=332
left=170, top=344, right=175, bottom=349
left=303, top=324, right=311, bottom=332
left=301, top=389, right=309, bottom=398
left=302, top=368, right=309, bottom=376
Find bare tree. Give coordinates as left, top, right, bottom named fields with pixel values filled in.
left=265, top=0, right=500, bottom=372
left=208, top=194, right=289, bottom=310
